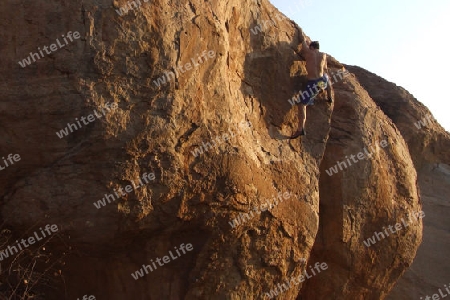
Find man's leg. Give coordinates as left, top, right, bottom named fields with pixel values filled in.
left=290, top=104, right=306, bottom=139
left=325, top=75, right=333, bottom=102
left=298, top=104, right=306, bottom=132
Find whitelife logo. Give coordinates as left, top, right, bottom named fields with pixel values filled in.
left=131, top=243, right=193, bottom=280
left=420, top=283, right=450, bottom=300
left=363, top=211, right=425, bottom=247
left=190, top=120, right=253, bottom=158
left=93, top=172, right=155, bottom=209
left=115, top=0, right=150, bottom=16
left=325, top=140, right=389, bottom=176
left=287, top=70, right=350, bottom=106
left=18, top=31, right=81, bottom=68
left=228, top=191, right=292, bottom=228
left=77, top=296, right=95, bottom=300
left=0, top=224, right=59, bottom=262
left=264, top=262, right=328, bottom=299
left=55, top=102, right=118, bottom=139
left=153, top=50, right=216, bottom=88
left=0, top=153, right=21, bottom=171
left=414, top=114, right=434, bottom=130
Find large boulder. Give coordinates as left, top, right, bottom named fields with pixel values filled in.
left=0, top=0, right=423, bottom=299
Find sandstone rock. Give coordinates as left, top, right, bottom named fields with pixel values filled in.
left=299, top=66, right=422, bottom=300
left=0, top=0, right=423, bottom=299
left=346, top=65, right=450, bottom=300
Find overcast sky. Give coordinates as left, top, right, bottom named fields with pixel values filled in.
left=269, top=0, right=450, bottom=131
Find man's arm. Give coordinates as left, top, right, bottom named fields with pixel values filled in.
left=293, top=38, right=310, bottom=60
left=300, top=38, right=310, bottom=55
left=323, top=54, right=329, bottom=74
left=323, top=54, right=333, bottom=101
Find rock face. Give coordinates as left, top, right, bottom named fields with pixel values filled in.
left=345, top=65, right=450, bottom=170
left=346, top=65, right=450, bottom=300
left=299, top=70, right=423, bottom=300
left=0, top=0, right=425, bottom=299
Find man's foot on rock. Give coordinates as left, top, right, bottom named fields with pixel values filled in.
left=289, top=128, right=306, bottom=139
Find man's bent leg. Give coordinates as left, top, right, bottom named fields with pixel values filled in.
left=289, top=104, right=306, bottom=139
left=325, top=75, right=333, bottom=103
left=299, top=104, right=306, bottom=132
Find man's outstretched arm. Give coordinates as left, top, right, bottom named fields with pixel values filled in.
left=300, top=37, right=311, bottom=54
left=323, top=55, right=333, bottom=102
left=293, top=38, right=310, bottom=59
left=323, top=55, right=329, bottom=75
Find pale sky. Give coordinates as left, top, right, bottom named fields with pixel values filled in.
left=269, top=0, right=450, bottom=131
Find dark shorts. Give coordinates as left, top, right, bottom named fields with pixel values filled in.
left=299, top=75, right=328, bottom=105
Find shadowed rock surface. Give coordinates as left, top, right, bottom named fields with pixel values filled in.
left=346, top=65, right=450, bottom=300
left=0, top=0, right=429, bottom=299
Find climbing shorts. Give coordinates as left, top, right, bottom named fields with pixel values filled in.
left=299, top=75, right=329, bottom=106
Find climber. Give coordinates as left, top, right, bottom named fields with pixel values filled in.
left=289, top=39, right=333, bottom=139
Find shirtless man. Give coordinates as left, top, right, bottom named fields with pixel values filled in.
left=290, top=39, right=333, bottom=138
